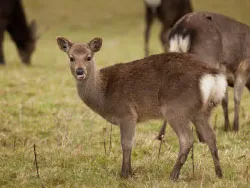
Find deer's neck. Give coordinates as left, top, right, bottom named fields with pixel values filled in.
left=76, top=65, right=105, bottom=115
left=10, top=0, right=33, bottom=50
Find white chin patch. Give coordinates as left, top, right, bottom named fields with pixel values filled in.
left=76, top=74, right=86, bottom=80
left=145, top=0, right=162, bottom=7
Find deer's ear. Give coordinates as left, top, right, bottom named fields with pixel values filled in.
left=56, top=37, right=72, bottom=52
left=88, top=37, right=102, bottom=52
left=30, top=20, right=38, bottom=40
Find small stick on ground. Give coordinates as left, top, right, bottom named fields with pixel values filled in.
left=191, top=127, right=194, bottom=176
left=33, top=144, right=45, bottom=188
left=109, top=124, right=113, bottom=155
left=158, top=134, right=164, bottom=159
left=13, top=135, right=16, bottom=151
left=33, top=144, right=40, bottom=178
left=103, top=127, right=107, bottom=156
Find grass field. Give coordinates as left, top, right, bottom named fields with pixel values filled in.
left=0, top=0, right=250, bottom=187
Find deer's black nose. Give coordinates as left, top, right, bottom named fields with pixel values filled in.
left=76, top=68, right=84, bottom=75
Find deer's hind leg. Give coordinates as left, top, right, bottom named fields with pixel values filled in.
left=233, top=59, right=250, bottom=131
left=163, top=111, right=193, bottom=180
left=221, top=89, right=230, bottom=131
left=155, top=120, right=167, bottom=141
left=144, top=5, right=155, bottom=57
left=191, top=112, right=222, bottom=178
left=160, top=26, right=170, bottom=53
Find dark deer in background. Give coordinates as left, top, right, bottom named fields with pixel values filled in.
left=144, top=0, right=192, bottom=56
left=162, top=11, right=250, bottom=133
left=0, top=0, right=38, bottom=65
left=56, top=36, right=227, bottom=180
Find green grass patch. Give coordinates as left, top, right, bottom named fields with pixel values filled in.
left=0, top=0, right=250, bottom=187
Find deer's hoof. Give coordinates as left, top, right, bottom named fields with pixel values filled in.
left=216, top=167, right=223, bottom=178
left=155, top=134, right=164, bottom=141
left=170, top=170, right=180, bottom=181
left=120, top=168, right=132, bottom=178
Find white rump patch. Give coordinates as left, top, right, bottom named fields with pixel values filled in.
left=200, top=74, right=227, bottom=105
left=144, top=0, right=162, bottom=7
left=169, top=34, right=190, bottom=53
left=200, top=74, right=215, bottom=104
left=213, top=74, right=227, bottom=102
left=169, top=35, right=180, bottom=52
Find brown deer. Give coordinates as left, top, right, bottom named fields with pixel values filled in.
left=160, top=11, right=250, bottom=133
left=0, top=0, right=38, bottom=65
left=56, top=36, right=227, bottom=180
left=144, top=0, right=192, bottom=56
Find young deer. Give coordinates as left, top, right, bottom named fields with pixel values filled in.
left=144, top=0, right=192, bottom=56
left=163, top=11, right=250, bottom=132
left=56, top=36, right=227, bottom=180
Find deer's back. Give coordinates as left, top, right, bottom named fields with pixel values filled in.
left=179, top=12, right=250, bottom=71
left=100, top=53, right=218, bottom=122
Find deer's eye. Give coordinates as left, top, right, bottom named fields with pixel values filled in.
left=69, top=56, right=75, bottom=62
left=87, top=56, right=92, bottom=61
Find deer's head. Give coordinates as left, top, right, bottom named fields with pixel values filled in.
left=18, top=20, right=38, bottom=64
left=56, top=36, right=102, bottom=80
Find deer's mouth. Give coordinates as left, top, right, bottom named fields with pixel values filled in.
left=76, top=73, right=86, bottom=80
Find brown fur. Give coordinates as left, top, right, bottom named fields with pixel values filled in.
left=0, top=0, right=38, bottom=65
left=56, top=36, right=224, bottom=180
left=144, top=0, right=192, bottom=56
left=168, top=11, right=250, bottom=131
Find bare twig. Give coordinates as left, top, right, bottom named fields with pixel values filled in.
left=33, top=144, right=40, bottom=178
left=33, top=144, right=45, bottom=188
left=109, top=124, right=113, bottom=155
left=13, top=135, right=16, bottom=151
left=238, top=155, right=246, bottom=159
left=103, top=127, right=107, bottom=156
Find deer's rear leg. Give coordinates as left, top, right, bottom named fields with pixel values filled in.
left=192, top=114, right=222, bottom=178
left=155, top=120, right=167, bottom=141
left=233, top=59, right=250, bottom=131
left=119, top=118, right=136, bottom=178
left=160, top=26, right=170, bottom=53
left=222, top=89, right=230, bottom=131
left=144, top=5, right=154, bottom=57
left=167, top=116, right=193, bottom=180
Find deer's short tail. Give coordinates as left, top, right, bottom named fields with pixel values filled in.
left=200, top=74, right=227, bottom=107
left=168, top=21, right=194, bottom=53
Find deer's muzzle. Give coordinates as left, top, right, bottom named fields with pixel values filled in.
left=75, top=68, right=86, bottom=80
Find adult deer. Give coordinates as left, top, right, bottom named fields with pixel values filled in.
left=56, top=36, right=227, bottom=180
left=0, top=0, right=38, bottom=65
left=160, top=11, right=250, bottom=133
left=144, top=0, right=192, bottom=56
